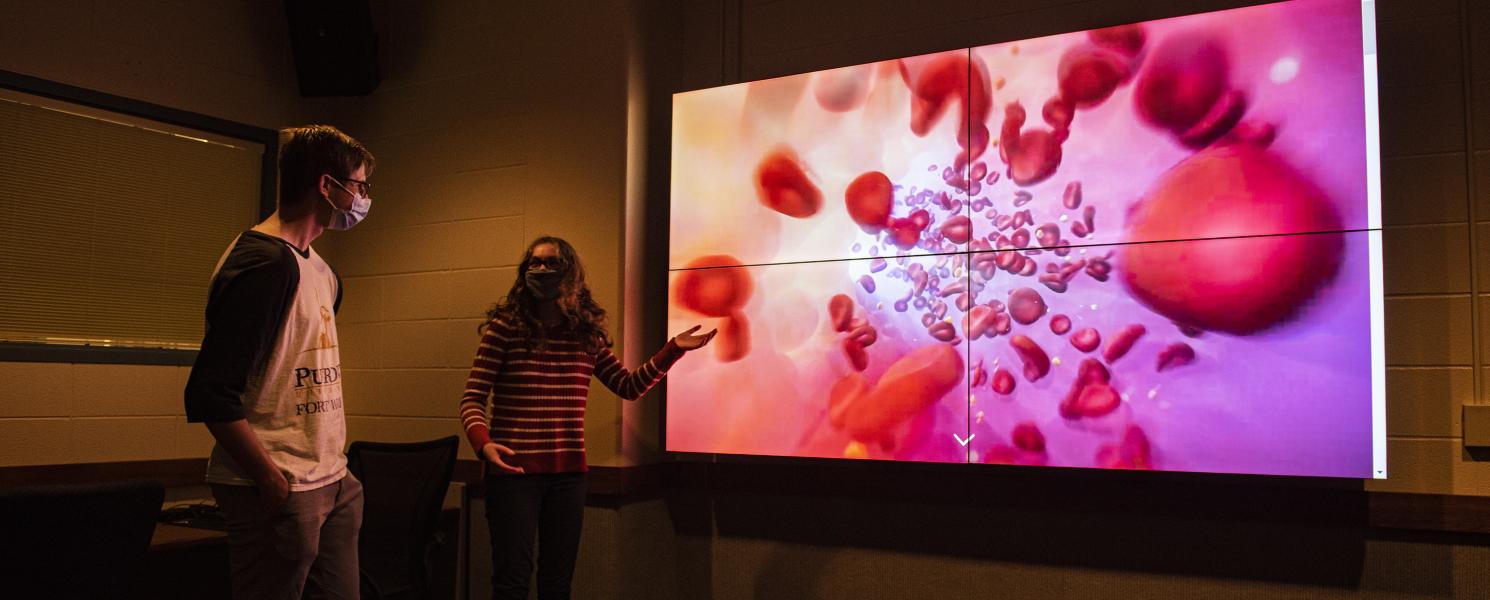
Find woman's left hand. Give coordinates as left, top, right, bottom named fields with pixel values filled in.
left=673, top=325, right=717, bottom=351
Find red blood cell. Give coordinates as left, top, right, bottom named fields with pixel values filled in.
left=1082, top=205, right=1095, bottom=231
left=1008, top=287, right=1047, bottom=325
left=1009, top=335, right=1050, bottom=382
left=1014, top=210, right=1035, bottom=229
left=993, top=312, right=1012, bottom=335
left=1006, top=128, right=1063, bottom=187
left=1073, top=383, right=1121, bottom=417
left=716, top=312, right=750, bottom=362
left=849, top=324, right=878, bottom=347
left=1088, top=24, right=1146, bottom=58
left=998, top=102, right=1026, bottom=165
left=955, top=292, right=971, bottom=313
left=845, top=171, right=894, bottom=232
left=1013, top=190, right=1033, bottom=207
left=931, top=301, right=948, bottom=321
left=1176, top=88, right=1246, bottom=149
left=1063, top=181, right=1083, bottom=209
left=1059, top=259, right=1087, bottom=282
left=843, top=344, right=964, bottom=444
left=813, top=64, right=873, bottom=112
left=1096, top=425, right=1152, bottom=470
left=982, top=444, right=1021, bottom=465
left=842, top=337, right=869, bottom=371
left=991, top=367, right=1016, bottom=394
left=1010, top=228, right=1031, bottom=248
left=859, top=275, right=876, bottom=293
left=971, top=362, right=988, bottom=387
left=1050, top=314, right=1072, bottom=335
left=828, top=293, right=855, bottom=332
left=1120, top=145, right=1343, bottom=334
left=1085, top=257, right=1110, bottom=281
left=1071, top=221, right=1091, bottom=238
left=1038, top=273, right=1067, bottom=294
left=1071, top=328, right=1101, bottom=353
left=929, top=320, right=957, bottom=342
left=1016, top=257, right=1038, bottom=277
left=966, top=305, right=995, bottom=339
left=870, top=258, right=887, bottom=272
left=1053, top=243, right=1072, bottom=257
left=1058, top=358, right=1113, bottom=418
left=909, top=53, right=992, bottom=157
left=1036, top=224, right=1061, bottom=247
left=888, top=218, right=921, bottom=250
left=970, top=162, right=988, bottom=182
left=941, top=215, right=972, bottom=245
left=1156, top=342, right=1195, bottom=372
left=1224, top=120, right=1277, bottom=148
left=1011, top=422, right=1046, bottom=452
left=939, top=280, right=966, bottom=297
left=754, top=148, right=822, bottom=218
left=673, top=255, right=753, bottom=317
left=828, top=372, right=870, bottom=429
left=909, top=209, right=931, bottom=230
left=1057, top=43, right=1130, bottom=108
left=1042, top=96, right=1075, bottom=130
left=1103, top=324, right=1146, bottom=364
left=1133, top=31, right=1230, bottom=136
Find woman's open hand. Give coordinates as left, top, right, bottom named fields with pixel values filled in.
left=673, top=324, right=718, bottom=351
left=480, top=443, right=524, bottom=474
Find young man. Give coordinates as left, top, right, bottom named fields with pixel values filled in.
left=184, top=125, right=374, bottom=600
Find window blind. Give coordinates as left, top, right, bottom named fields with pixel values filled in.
left=0, top=95, right=261, bottom=350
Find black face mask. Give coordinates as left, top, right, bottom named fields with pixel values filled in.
left=525, top=270, right=563, bottom=300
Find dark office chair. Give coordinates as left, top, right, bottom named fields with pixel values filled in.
left=348, top=436, right=460, bottom=600
left=0, top=479, right=165, bottom=600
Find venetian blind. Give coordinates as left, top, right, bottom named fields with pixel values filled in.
left=0, top=95, right=261, bottom=350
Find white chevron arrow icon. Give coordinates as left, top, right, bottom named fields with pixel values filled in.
left=953, top=433, right=974, bottom=447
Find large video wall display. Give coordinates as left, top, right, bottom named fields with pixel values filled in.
left=667, top=0, right=1385, bottom=478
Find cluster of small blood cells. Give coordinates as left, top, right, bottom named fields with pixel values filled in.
left=715, top=21, right=1346, bottom=470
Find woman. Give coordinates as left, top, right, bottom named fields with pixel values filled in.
left=459, top=236, right=714, bottom=600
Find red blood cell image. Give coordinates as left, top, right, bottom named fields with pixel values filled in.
left=1156, top=342, right=1195, bottom=372
left=1008, top=287, right=1047, bottom=325
left=828, top=293, right=855, bottom=332
left=1070, top=328, right=1101, bottom=352
left=842, top=337, right=869, bottom=371
left=1103, top=324, right=1146, bottom=364
left=1057, top=43, right=1131, bottom=108
left=715, top=312, right=750, bottom=363
left=1050, top=314, right=1072, bottom=335
left=1011, top=422, right=1046, bottom=452
left=1088, top=24, right=1146, bottom=58
left=1009, top=335, right=1050, bottom=382
left=845, top=171, right=894, bottom=232
left=754, top=147, right=822, bottom=218
left=940, top=215, right=973, bottom=245
left=991, top=368, right=1016, bottom=395
left=1133, top=31, right=1231, bottom=136
left=813, top=64, right=874, bottom=113
left=673, top=255, right=753, bottom=318
left=1121, top=145, right=1344, bottom=334
left=841, top=344, right=965, bottom=446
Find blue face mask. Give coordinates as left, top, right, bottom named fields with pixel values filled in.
left=325, top=178, right=371, bottom=231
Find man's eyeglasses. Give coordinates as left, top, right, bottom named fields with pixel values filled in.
left=527, top=256, right=566, bottom=270
left=328, top=174, right=372, bottom=198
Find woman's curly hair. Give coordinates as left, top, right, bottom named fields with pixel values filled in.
left=482, top=236, right=611, bottom=351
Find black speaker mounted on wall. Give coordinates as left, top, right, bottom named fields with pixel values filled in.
left=285, top=0, right=380, bottom=97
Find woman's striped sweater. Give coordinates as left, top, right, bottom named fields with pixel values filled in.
left=460, top=316, right=684, bottom=473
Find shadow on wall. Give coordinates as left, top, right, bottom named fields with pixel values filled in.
left=666, top=460, right=1370, bottom=594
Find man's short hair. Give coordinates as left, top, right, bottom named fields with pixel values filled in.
left=277, top=125, right=375, bottom=208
